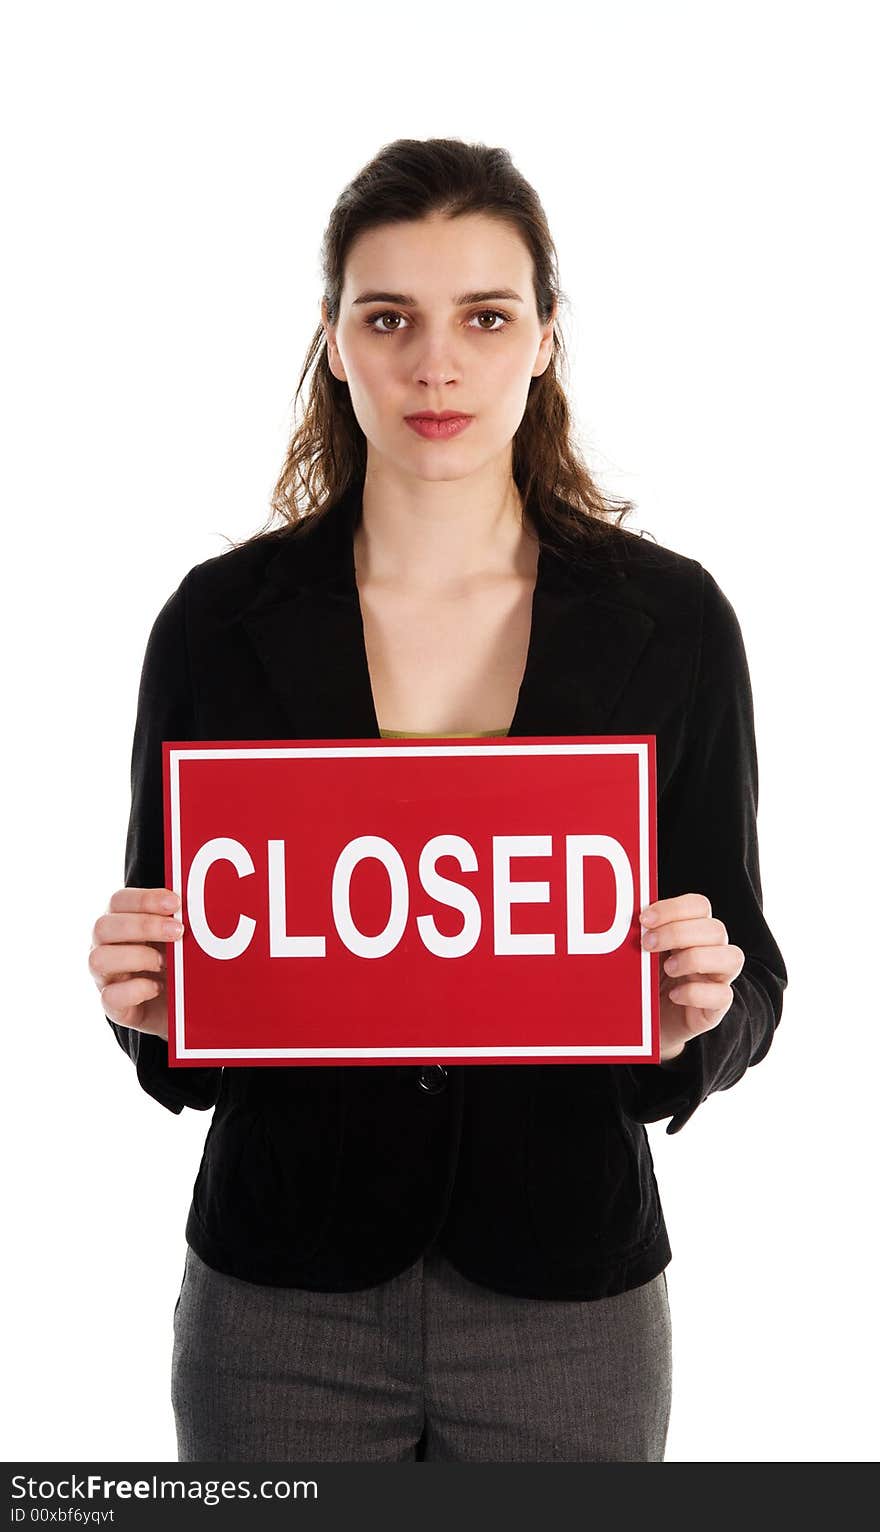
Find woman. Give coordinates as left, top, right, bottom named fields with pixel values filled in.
left=89, top=138, right=787, bottom=1463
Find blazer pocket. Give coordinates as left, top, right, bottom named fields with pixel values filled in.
left=525, top=1079, right=658, bottom=1261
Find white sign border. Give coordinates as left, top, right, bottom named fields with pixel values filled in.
left=168, top=743, right=654, bottom=1062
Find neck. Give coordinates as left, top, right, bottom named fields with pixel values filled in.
left=353, top=469, right=538, bottom=595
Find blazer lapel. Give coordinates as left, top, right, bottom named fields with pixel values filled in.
left=509, top=555, right=656, bottom=739
left=240, top=481, right=656, bottom=741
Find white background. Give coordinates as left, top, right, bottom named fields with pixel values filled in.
left=3, top=0, right=876, bottom=1464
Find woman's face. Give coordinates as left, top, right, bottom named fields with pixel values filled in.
left=322, top=211, right=556, bottom=483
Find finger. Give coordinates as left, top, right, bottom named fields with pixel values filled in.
left=89, top=942, right=166, bottom=984
left=640, top=893, right=712, bottom=927
left=92, top=910, right=185, bottom=948
left=107, top=887, right=181, bottom=916
left=641, top=916, right=728, bottom=953
left=665, top=979, right=733, bottom=1012
left=662, top=944, right=744, bottom=980
left=101, top=974, right=164, bottom=1010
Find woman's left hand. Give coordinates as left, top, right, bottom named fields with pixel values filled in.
left=639, top=893, right=745, bottom=1063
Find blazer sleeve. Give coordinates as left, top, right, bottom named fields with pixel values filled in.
left=610, top=563, right=788, bottom=1134
left=105, top=570, right=223, bottom=1114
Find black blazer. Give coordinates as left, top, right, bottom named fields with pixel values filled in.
left=106, top=482, right=787, bottom=1299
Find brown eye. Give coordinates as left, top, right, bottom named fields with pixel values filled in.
left=365, top=311, right=409, bottom=334
left=470, top=310, right=510, bottom=331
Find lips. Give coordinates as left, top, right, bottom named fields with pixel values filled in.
left=404, top=410, right=475, bottom=441
left=404, top=414, right=474, bottom=440
left=405, top=412, right=472, bottom=422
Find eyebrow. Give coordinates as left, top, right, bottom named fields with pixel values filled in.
left=352, top=287, right=525, bottom=307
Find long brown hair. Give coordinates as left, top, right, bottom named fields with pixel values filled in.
left=224, top=137, right=647, bottom=561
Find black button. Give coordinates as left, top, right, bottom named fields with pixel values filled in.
left=416, top=1065, right=448, bottom=1094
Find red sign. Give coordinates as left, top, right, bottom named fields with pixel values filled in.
left=162, top=736, right=659, bottom=1068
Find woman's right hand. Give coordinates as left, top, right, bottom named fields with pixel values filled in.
left=90, top=887, right=185, bottom=1041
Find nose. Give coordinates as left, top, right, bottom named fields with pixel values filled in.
left=409, top=329, right=461, bottom=390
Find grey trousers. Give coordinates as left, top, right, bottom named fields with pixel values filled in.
left=171, top=1243, right=672, bottom=1463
